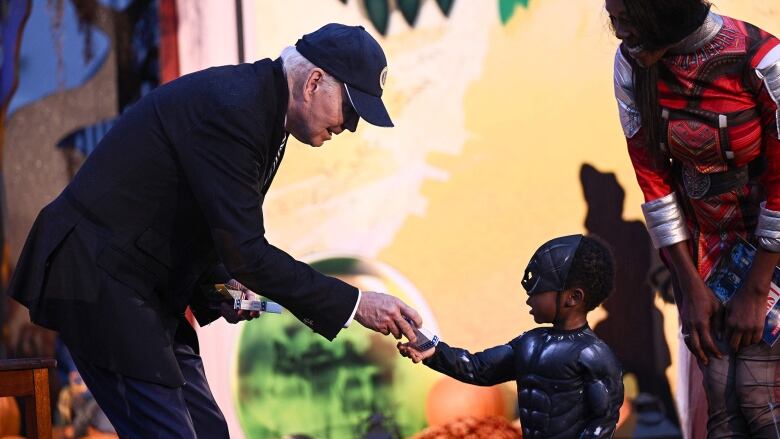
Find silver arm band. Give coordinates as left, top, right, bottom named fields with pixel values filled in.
left=641, top=192, right=691, bottom=249
left=756, top=202, right=780, bottom=253
left=756, top=45, right=780, bottom=140
left=614, top=48, right=641, bottom=138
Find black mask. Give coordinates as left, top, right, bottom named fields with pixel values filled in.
left=522, top=235, right=583, bottom=295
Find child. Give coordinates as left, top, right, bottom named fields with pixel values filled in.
left=398, top=235, right=624, bottom=439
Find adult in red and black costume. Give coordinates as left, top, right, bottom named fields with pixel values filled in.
left=607, top=0, right=780, bottom=436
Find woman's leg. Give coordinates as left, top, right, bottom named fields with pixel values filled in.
left=735, top=341, right=780, bottom=437
left=699, top=339, right=751, bottom=438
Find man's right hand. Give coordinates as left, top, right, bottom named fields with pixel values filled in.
left=355, top=291, right=422, bottom=342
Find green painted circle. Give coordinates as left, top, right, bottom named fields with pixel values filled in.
left=234, top=257, right=439, bottom=439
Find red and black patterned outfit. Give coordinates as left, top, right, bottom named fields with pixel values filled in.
left=616, top=13, right=780, bottom=277
left=614, top=11, right=780, bottom=438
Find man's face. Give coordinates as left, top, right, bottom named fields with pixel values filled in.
left=289, top=72, right=360, bottom=147
left=525, top=290, right=558, bottom=324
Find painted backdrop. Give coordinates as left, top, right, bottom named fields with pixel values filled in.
left=189, top=1, right=780, bottom=438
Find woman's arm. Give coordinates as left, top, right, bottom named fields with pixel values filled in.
left=728, top=39, right=780, bottom=350
left=662, top=242, right=723, bottom=363
left=614, top=47, right=722, bottom=362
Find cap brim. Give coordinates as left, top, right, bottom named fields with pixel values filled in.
left=344, top=84, right=394, bottom=127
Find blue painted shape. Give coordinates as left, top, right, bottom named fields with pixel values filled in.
left=98, top=0, right=134, bottom=9
left=57, top=117, right=117, bottom=158
left=7, top=0, right=111, bottom=117
left=1, top=0, right=30, bottom=110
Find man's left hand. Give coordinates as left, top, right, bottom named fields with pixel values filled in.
left=220, top=279, right=262, bottom=324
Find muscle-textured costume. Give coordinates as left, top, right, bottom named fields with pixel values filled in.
left=614, top=11, right=780, bottom=437
left=426, top=326, right=622, bottom=439
left=423, top=236, right=624, bottom=439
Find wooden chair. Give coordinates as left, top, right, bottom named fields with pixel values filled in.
left=0, top=358, right=56, bottom=439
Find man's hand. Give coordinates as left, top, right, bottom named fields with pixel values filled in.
left=354, top=291, right=422, bottom=342
left=397, top=342, right=435, bottom=363
left=220, top=279, right=262, bottom=324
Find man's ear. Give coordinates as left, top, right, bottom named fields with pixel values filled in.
left=566, top=288, right=585, bottom=307
left=302, top=68, right=325, bottom=102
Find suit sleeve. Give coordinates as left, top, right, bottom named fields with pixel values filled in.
left=577, top=344, right=624, bottom=439
left=422, top=340, right=516, bottom=386
left=175, top=105, right=358, bottom=340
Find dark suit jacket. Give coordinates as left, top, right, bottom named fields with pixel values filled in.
left=8, top=58, right=359, bottom=386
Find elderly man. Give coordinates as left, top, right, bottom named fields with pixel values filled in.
left=8, top=23, right=421, bottom=438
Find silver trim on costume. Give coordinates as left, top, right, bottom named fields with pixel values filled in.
left=668, top=12, right=723, bottom=54
left=756, top=45, right=780, bottom=140
left=641, top=192, right=691, bottom=249
left=613, top=48, right=641, bottom=138
left=756, top=202, right=780, bottom=253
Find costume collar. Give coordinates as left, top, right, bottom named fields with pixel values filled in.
left=668, top=12, right=724, bottom=54
left=545, top=323, right=590, bottom=335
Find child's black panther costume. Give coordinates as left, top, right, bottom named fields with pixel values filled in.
left=424, top=235, right=624, bottom=438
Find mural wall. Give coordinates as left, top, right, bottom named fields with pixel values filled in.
left=193, top=1, right=778, bottom=438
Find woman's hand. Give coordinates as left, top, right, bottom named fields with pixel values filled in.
left=677, top=272, right=724, bottom=365
left=725, top=283, right=767, bottom=350
left=724, top=249, right=778, bottom=351
left=663, top=241, right=723, bottom=365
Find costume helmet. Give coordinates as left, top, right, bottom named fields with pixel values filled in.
left=521, top=234, right=583, bottom=295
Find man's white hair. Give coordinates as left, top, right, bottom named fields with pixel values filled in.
left=280, top=46, right=340, bottom=98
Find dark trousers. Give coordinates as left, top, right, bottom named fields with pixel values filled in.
left=69, top=339, right=229, bottom=439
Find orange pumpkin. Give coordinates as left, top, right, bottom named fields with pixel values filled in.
left=425, top=376, right=510, bottom=426
left=0, top=396, right=21, bottom=436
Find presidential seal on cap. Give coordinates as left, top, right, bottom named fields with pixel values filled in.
left=296, top=23, right=394, bottom=127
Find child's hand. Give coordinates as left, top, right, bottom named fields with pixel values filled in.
left=397, top=341, right=435, bottom=363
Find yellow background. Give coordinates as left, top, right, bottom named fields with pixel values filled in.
left=253, top=0, right=777, bottom=388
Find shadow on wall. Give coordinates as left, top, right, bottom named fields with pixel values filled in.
left=579, top=163, right=679, bottom=426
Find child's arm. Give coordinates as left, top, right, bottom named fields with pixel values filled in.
left=578, top=344, right=624, bottom=439
left=398, top=339, right=516, bottom=386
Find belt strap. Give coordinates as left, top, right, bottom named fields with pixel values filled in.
left=678, top=158, right=765, bottom=199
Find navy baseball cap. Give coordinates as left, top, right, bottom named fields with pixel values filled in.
left=296, top=23, right=393, bottom=127
left=521, top=235, right=584, bottom=295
